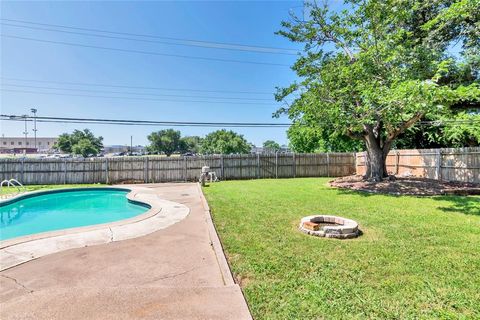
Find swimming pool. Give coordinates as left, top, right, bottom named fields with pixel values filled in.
left=0, top=188, right=150, bottom=241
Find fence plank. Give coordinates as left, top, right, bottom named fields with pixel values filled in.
left=356, top=147, right=480, bottom=183
left=0, top=152, right=356, bottom=185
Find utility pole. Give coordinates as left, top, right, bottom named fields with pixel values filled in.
left=22, top=114, right=28, bottom=154
left=31, top=108, right=38, bottom=150
left=130, top=135, right=133, bottom=154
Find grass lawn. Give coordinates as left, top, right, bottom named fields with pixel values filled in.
left=203, top=178, right=480, bottom=319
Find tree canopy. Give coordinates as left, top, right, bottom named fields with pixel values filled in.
left=55, top=129, right=103, bottom=157
left=147, top=129, right=183, bottom=156
left=180, top=136, right=203, bottom=154
left=276, top=0, right=480, bottom=180
left=287, top=124, right=364, bottom=153
left=263, top=140, right=281, bottom=153
left=200, top=129, right=252, bottom=154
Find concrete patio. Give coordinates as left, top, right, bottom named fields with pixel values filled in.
left=0, top=183, right=252, bottom=319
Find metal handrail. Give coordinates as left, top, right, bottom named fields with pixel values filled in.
left=0, top=179, right=26, bottom=198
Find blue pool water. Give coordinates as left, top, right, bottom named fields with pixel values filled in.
left=0, top=189, right=149, bottom=241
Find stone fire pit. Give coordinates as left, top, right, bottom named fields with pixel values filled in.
left=299, top=215, right=359, bottom=239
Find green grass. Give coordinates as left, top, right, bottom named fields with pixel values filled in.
left=203, top=178, right=480, bottom=319
left=1, top=184, right=104, bottom=195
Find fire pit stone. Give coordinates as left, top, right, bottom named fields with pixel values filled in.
left=299, top=215, right=359, bottom=239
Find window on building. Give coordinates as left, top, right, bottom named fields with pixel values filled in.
left=11, top=142, right=14, bottom=145
left=2, top=142, right=6, bottom=145
left=39, top=142, right=42, bottom=145
left=26, top=142, right=29, bottom=145
left=47, top=142, right=50, bottom=145
left=18, top=142, right=22, bottom=145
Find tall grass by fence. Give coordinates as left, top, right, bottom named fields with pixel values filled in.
left=356, top=147, right=480, bottom=184
left=0, top=153, right=355, bottom=185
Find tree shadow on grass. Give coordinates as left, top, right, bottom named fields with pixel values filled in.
left=332, top=187, right=480, bottom=216
left=432, top=196, right=480, bottom=216
left=332, top=187, right=401, bottom=198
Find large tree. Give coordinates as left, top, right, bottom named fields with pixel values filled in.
left=201, top=129, right=251, bottom=154
left=180, top=136, right=203, bottom=154
left=55, top=129, right=103, bottom=157
left=147, top=129, right=183, bottom=156
left=263, top=140, right=281, bottom=153
left=276, top=0, right=479, bottom=180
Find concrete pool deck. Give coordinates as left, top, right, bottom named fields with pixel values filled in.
left=0, top=183, right=252, bottom=319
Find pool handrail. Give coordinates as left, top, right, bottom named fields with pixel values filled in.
left=0, top=179, right=26, bottom=198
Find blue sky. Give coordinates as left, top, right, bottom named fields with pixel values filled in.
left=0, top=0, right=309, bottom=147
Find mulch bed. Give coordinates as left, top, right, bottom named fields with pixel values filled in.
left=330, top=175, right=480, bottom=196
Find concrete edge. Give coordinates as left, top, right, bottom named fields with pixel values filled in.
left=197, top=183, right=254, bottom=319
left=197, top=183, right=235, bottom=286
left=0, top=186, right=190, bottom=271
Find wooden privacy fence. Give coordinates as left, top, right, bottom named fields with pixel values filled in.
left=0, top=153, right=355, bottom=185
left=356, top=147, right=480, bottom=184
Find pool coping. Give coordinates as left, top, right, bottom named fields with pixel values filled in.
left=0, top=186, right=190, bottom=271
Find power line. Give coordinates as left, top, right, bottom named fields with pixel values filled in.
left=1, top=34, right=291, bottom=67
left=2, top=114, right=478, bottom=129
left=0, top=18, right=298, bottom=54
left=5, top=119, right=289, bottom=128
left=0, top=77, right=273, bottom=95
left=418, top=119, right=480, bottom=125
left=0, top=22, right=298, bottom=56
left=1, top=114, right=292, bottom=128
left=0, top=89, right=282, bottom=106
left=1, top=84, right=275, bottom=101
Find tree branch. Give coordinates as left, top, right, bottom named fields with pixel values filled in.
left=346, top=128, right=365, bottom=140
left=386, top=112, right=424, bottom=143
left=310, top=2, right=356, bottom=62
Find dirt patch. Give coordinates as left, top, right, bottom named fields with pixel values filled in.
left=235, top=274, right=253, bottom=287
left=330, top=175, right=480, bottom=196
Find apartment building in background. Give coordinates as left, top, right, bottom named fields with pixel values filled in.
left=0, top=137, right=58, bottom=154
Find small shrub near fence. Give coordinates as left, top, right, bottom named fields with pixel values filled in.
left=356, top=147, right=480, bottom=184
left=0, top=153, right=356, bottom=185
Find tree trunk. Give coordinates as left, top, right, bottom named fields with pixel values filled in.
left=364, top=151, right=372, bottom=178
left=366, top=147, right=388, bottom=181
left=354, top=113, right=423, bottom=181
left=363, top=132, right=390, bottom=181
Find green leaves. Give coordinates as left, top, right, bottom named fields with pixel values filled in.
left=277, top=0, right=479, bottom=148
left=54, top=129, right=103, bottom=157
left=200, top=129, right=251, bottom=155
left=71, top=138, right=100, bottom=158
left=147, top=129, right=183, bottom=156
left=442, top=112, right=480, bottom=146
left=262, top=140, right=281, bottom=153
left=422, top=0, right=480, bottom=51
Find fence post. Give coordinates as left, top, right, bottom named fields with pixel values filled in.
left=64, top=159, right=67, bottom=184
left=105, top=158, right=109, bottom=184
left=293, top=153, right=296, bottom=178
left=436, top=149, right=442, bottom=180
left=256, top=153, right=260, bottom=179
left=353, top=152, right=357, bottom=175
left=21, top=158, right=25, bottom=183
left=326, top=153, right=330, bottom=177
left=184, top=156, right=187, bottom=182
left=144, top=157, right=148, bottom=183
left=221, top=155, right=225, bottom=180
left=395, top=151, right=400, bottom=175
left=275, top=152, right=278, bottom=179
